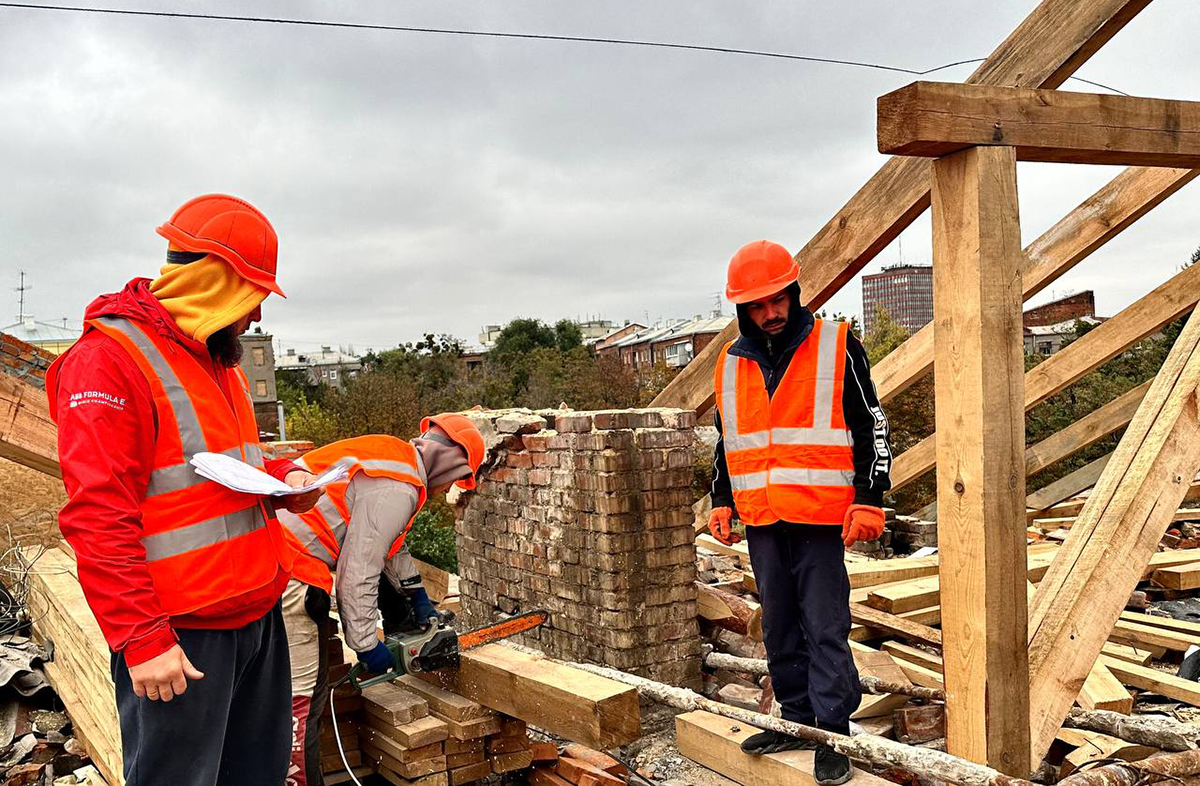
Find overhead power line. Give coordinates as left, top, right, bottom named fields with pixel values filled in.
left=0, top=2, right=1129, bottom=93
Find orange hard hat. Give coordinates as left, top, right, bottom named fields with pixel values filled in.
left=420, top=413, right=486, bottom=490
left=725, top=240, right=799, bottom=304
left=156, top=194, right=285, bottom=297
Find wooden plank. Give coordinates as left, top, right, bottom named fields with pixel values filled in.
left=395, top=675, right=490, bottom=723
left=24, top=548, right=122, bottom=785
left=1100, top=643, right=1153, bottom=666
left=1120, top=609, right=1200, bottom=636
left=0, top=374, right=60, bottom=477
left=1077, top=661, right=1134, bottom=714
left=881, top=641, right=943, bottom=674
left=846, top=554, right=940, bottom=590
left=851, top=648, right=915, bottom=720
left=865, top=576, right=940, bottom=614
left=896, top=661, right=946, bottom=691
left=850, top=606, right=941, bottom=642
left=1026, top=453, right=1111, bottom=511
left=1152, top=561, right=1200, bottom=590
left=1028, top=306, right=1200, bottom=762
left=879, top=83, right=1200, bottom=166
left=648, top=0, right=1155, bottom=413
left=412, top=559, right=452, bottom=604
left=1108, top=619, right=1199, bottom=652
left=894, top=257, right=1200, bottom=493
left=675, top=710, right=891, bottom=786
left=1026, top=381, right=1152, bottom=476
left=932, top=144, right=1029, bottom=774
left=849, top=603, right=941, bottom=648
left=1057, top=728, right=1154, bottom=777
left=875, top=166, right=1196, bottom=403
left=1101, top=656, right=1200, bottom=706
left=418, top=644, right=639, bottom=749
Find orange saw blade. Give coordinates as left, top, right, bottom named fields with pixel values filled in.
left=457, top=609, right=549, bottom=651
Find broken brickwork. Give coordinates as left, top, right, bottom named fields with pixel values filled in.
left=0, top=333, right=55, bottom=389
left=455, top=408, right=702, bottom=688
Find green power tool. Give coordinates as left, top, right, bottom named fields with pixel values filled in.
left=343, top=609, right=549, bottom=690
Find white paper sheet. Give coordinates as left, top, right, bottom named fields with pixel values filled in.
left=189, top=452, right=349, bottom=496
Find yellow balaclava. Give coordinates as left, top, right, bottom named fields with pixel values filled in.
left=150, top=249, right=270, bottom=343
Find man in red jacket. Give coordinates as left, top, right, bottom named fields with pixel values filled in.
left=48, top=194, right=321, bottom=786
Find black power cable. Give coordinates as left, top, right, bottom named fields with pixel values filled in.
left=0, top=1, right=1129, bottom=93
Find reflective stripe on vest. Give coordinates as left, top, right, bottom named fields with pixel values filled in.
left=717, top=319, right=855, bottom=525
left=143, top=505, right=267, bottom=561
left=68, top=315, right=289, bottom=615
left=94, top=317, right=265, bottom=497
left=285, top=437, right=427, bottom=591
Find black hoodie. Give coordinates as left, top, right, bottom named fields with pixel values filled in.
left=711, top=284, right=893, bottom=515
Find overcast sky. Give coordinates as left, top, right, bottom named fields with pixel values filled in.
left=2, top=1, right=1197, bottom=356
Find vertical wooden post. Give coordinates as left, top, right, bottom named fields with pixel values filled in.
left=931, top=145, right=1031, bottom=775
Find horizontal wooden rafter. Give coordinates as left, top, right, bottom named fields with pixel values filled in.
left=878, top=82, right=1200, bottom=166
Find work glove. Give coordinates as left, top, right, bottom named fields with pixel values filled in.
left=407, top=587, right=439, bottom=628
left=708, top=506, right=741, bottom=546
left=358, top=640, right=396, bottom=674
left=842, top=504, right=886, bottom=548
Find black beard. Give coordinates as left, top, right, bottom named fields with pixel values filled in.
left=206, top=323, right=245, bottom=368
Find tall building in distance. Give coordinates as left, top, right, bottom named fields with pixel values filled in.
left=861, top=263, right=934, bottom=336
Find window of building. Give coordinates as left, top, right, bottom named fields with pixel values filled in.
left=329, top=369, right=339, bottom=381
left=252, top=346, right=265, bottom=367
left=254, top=379, right=267, bottom=397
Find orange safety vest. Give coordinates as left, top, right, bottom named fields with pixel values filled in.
left=714, top=318, right=856, bottom=526
left=47, top=316, right=294, bottom=616
left=281, top=435, right=427, bottom=593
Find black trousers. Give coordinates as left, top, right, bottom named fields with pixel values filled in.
left=111, top=603, right=292, bottom=786
left=745, top=522, right=860, bottom=733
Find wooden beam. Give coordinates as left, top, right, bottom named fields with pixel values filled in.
left=1028, top=306, right=1200, bottom=762
left=851, top=606, right=942, bottom=643
left=1152, top=561, right=1200, bottom=591
left=863, top=549, right=1058, bottom=614
left=24, top=548, right=122, bottom=785
left=1120, top=610, right=1200, bottom=636
left=849, top=602, right=942, bottom=648
left=0, top=374, right=59, bottom=478
left=875, top=167, right=1197, bottom=404
left=1026, top=453, right=1111, bottom=511
left=1101, top=657, right=1200, bottom=706
left=895, top=255, right=1200, bottom=493
left=879, top=83, right=1200, bottom=167
left=852, top=648, right=915, bottom=720
left=649, top=0, right=1155, bottom=413
left=419, top=644, right=640, bottom=749
left=675, top=711, right=891, bottom=786
left=1077, top=662, right=1134, bottom=714
left=1026, top=381, right=1150, bottom=476
left=932, top=145, right=1029, bottom=774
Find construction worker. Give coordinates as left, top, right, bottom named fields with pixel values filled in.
left=47, top=194, right=320, bottom=786
left=279, top=416, right=484, bottom=786
left=709, top=241, right=892, bottom=785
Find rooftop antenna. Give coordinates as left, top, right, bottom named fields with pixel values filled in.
left=712, top=292, right=723, bottom=317
left=14, top=271, right=31, bottom=322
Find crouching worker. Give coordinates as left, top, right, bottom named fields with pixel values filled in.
left=278, top=414, right=485, bottom=786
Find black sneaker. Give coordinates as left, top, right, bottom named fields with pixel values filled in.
left=740, top=729, right=819, bottom=755
left=815, top=746, right=853, bottom=785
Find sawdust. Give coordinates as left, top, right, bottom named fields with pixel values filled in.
left=0, top=458, right=65, bottom=550
left=620, top=705, right=740, bottom=786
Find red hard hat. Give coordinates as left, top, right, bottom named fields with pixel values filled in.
left=420, top=413, right=486, bottom=490
left=156, top=194, right=285, bottom=297
left=725, top=240, right=799, bottom=304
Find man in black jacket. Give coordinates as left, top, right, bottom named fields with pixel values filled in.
left=709, top=240, right=892, bottom=785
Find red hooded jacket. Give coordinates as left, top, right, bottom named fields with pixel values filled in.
left=52, top=279, right=298, bottom=666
